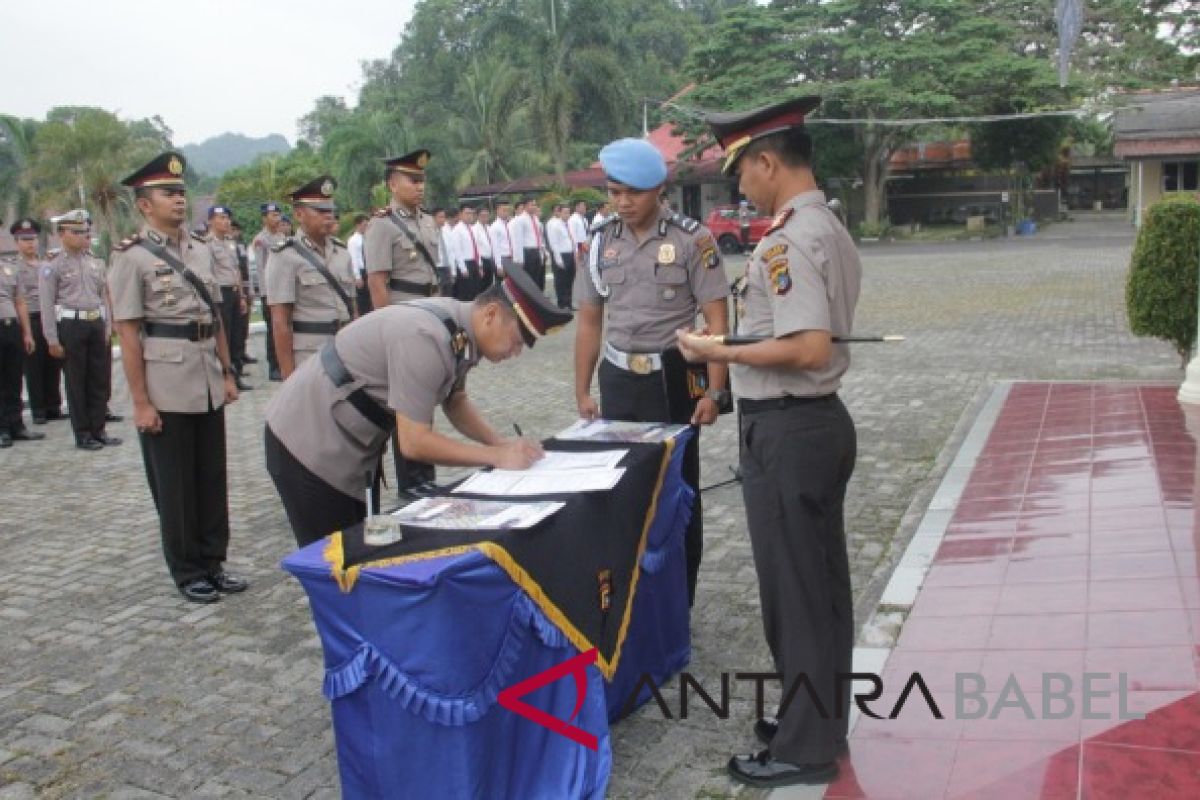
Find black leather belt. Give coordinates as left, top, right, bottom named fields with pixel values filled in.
left=292, top=320, right=341, bottom=335
left=740, top=393, right=836, bottom=415
left=144, top=321, right=216, bottom=341
left=319, top=342, right=395, bottom=432
left=389, top=278, right=439, bottom=297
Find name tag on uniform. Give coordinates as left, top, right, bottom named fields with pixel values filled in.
left=154, top=266, right=173, bottom=276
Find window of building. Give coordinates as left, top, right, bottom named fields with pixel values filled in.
left=1163, top=161, right=1199, bottom=192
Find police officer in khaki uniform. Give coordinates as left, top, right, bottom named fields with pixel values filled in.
left=108, top=151, right=248, bottom=605
left=252, top=202, right=286, bottom=381
left=11, top=219, right=64, bottom=424
left=573, top=137, right=730, bottom=607
left=39, top=210, right=120, bottom=451
left=267, top=175, right=356, bottom=379
left=677, top=97, right=861, bottom=788
left=264, top=265, right=571, bottom=546
left=206, top=206, right=252, bottom=390
left=364, top=149, right=443, bottom=498
left=0, top=224, right=39, bottom=448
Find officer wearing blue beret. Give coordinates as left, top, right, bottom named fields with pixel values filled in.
left=573, top=137, right=730, bottom=606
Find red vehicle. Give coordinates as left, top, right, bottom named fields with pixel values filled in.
left=704, top=204, right=773, bottom=254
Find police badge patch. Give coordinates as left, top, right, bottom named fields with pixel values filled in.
left=767, top=258, right=791, bottom=296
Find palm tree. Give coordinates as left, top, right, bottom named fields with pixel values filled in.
left=0, top=115, right=38, bottom=225
left=448, top=57, right=547, bottom=190
left=323, top=110, right=414, bottom=211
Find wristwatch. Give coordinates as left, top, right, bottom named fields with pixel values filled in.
left=705, top=388, right=732, bottom=406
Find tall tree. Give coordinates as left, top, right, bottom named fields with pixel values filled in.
left=0, top=115, right=39, bottom=225
left=447, top=56, right=546, bottom=189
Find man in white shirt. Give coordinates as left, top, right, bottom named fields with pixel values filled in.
left=488, top=201, right=517, bottom=278
left=568, top=201, right=590, bottom=260
left=591, top=201, right=612, bottom=229
left=510, top=197, right=548, bottom=293
left=347, top=213, right=371, bottom=313
left=450, top=205, right=486, bottom=301
left=546, top=204, right=576, bottom=310
left=434, top=208, right=455, bottom=297
left=475, top=207, right=497, bottom=291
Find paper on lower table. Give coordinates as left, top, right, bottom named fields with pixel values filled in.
left=555, top=419, right=689, bottom=443
left=390, top=497, right=565, bottom=530
left=452, top=467, right=626, bottom=496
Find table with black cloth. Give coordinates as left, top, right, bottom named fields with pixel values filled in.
left=281, top=429, right=695, bottom=799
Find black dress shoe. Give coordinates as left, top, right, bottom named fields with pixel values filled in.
left=727, top=750, right=838, bottom=788
left=75, top=435, right=104, bottom=451
left=94, top=433, right=122, bottom=446
left=32, top=415, right=47, bottom=425
left=235, top=378, right=254, bottom=391
left=0, top=433, right=11, bottom=448
left=179, top=578, right=220, bottom=604
left=105, top=412, right=124, bottom=422
left=243, top=355, right=259, bottom=364
left=11, top=429, right=45, bottom=441
left=209, top=570, right=248, bottom=593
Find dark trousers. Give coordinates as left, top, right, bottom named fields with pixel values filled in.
left=58, top=317, right=110, bottom=437
left=265, top=425, right=379, bottom=547
left=522, top=248, right=546, bottom=291
left=740, top=396, right=856, bottom=764
left=0, top=320, right=25, bottom=434
left=262, top=298, right=279, bottom=373
left=238, top=293, right=251, bottom=361
left=24, top=314, right=63, bottom=418
left=453, top=262, right=480, bottom=301
left=139, top=408, right=231, bottom=586
left=392, top=429, right=435, bottom=495
left=220, top=287, right=245, bottom=373
left=356, top=283, right=373, bottom=316
left=479, top=257, right=497, bottom=291
left=598, top=358, right=703, bottom=606
left=552, top=253, right=576, bottom=309
left=740, top=224, right=751, bottom=252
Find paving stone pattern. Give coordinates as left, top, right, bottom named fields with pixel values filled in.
left=0, top=213, right=1181, bottom=797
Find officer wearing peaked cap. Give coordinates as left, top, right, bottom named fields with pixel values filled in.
left=264, top=266, right=571, bottom=546
left=11, top=219, right=64, bottom=425
left=108, top=150, right=248, bottom=604
left=0, top=217, right=40, bottom=447
left=267, top=175, right=356, bottom=379
left=573, top=136, right=730, bottom=608
left=364, top=149, right=444, bottom=500
left=676, top=96, right=860, bottom=788
left=40, top=209, right=118, bottom=450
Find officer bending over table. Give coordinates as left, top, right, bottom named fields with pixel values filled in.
left=264, top=265, right=572, bottom=547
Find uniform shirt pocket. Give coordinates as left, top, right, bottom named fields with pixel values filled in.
left=602, top=265, right=626, bottom=285
left=298, top=271, right=326, bottom=287
left=142, top=337, right=185, bottom=364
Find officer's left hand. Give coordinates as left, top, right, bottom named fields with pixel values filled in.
left=23, top=334, right=35, bottom=354
left=691, top=397, right=720, bottom=426
left=224, top=374, right=239, bottom=404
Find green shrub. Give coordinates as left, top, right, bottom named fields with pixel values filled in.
left=855, top=219, right=891, bottom=239
left=1126, top=195, right=1200, bottom=366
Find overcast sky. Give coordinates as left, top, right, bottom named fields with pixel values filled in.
left=0, top=0, right=418, bottom=145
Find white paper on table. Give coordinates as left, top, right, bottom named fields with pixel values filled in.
left=555, top=419, right=688, bottom=443
left=524, top=449, right=628, bottom=472
left=453, top=467, right=626, bottom=496
left=390, top=497, right=565, bottom=530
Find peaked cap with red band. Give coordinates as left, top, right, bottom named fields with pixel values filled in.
left=121, top=150, right=188, bottom=189
left=705, top=95, right=821, bottom=175
left=499, top=261, right=573, bottom=347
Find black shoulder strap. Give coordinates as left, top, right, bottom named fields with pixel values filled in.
left=136, top=239, right=220, bottom=323
left=291, top=239, right=355, bottom=318
left=388, top=210, right=438, bottom=273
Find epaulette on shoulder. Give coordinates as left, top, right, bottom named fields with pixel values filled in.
left=765, top=207, right=794, bottom=236
left=112, top=234, right=142, bottom=253
left=189, top=231, right=207, bottom=243
left=668, top=213, right=701, bottom=234
left=271, top=236, right=295, bottom=253
left=331, top=236, right=346, bottom=248
left=373, top=208, right=391, bottom=219
left=589, top=216, right=618, bottom=235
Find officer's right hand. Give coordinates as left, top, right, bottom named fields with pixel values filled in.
left=577, top=394, right=599, bottom=421
left=491, top=439, right=544, bottom=470
left=49, top=343, right=65, bottom=359
left=134, top=402, right=163, bottom=436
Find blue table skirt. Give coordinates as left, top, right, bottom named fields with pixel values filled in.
left=282, top=434, right=693, bottom=799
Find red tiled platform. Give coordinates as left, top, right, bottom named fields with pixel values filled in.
left=827, top=384, right=1200, bottom=799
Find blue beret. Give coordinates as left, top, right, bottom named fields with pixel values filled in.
left=260, top=202, right=281, bottom=214
left=208, top=205, right=231, bottom=218
left=599, top=138, right=667, bottom=190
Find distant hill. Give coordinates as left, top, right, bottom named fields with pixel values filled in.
left=181, top=133, right=291, bottom=176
